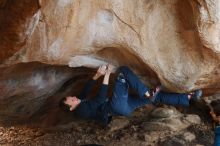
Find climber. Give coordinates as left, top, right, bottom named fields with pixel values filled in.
left=209, top=100, right=220, bottom=146
left=59, top=65, right=202, bottom=125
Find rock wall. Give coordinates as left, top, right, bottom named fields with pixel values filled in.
left=0, top=0, right=40, bottom=62
left=1, top=0, right=220, bottom=92
left=0, top=0, right=220, bottom=125
left=0, top=62, right=95, bottom=125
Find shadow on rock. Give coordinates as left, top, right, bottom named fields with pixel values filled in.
left=0, top=62, right=95, bottom=126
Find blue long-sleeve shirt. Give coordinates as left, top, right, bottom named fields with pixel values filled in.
left=74, top=79, right=110, bottom=125
left=215, top=126, right=220, bottom=146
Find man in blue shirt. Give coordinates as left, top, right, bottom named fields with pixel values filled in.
left=59, top=65, right=202, bottom=125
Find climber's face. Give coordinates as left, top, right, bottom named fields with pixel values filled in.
left=64, top=96, right=81, bottom=111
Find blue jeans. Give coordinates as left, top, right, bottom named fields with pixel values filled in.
left=155, top=91, right=189, bottom=106
left=108, top=66, right=190, bottom=117
left=110, top=66, right=150, bottom=116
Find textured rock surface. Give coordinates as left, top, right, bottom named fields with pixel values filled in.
left=108, top=116, right=130, bottom=132
left=0, top=0, right=220, bottom=93
left=0, top=62, right=94, bottom=125
left=143, top=107, right=201, bottom=132
left=0, top=0, right=41, bottom=62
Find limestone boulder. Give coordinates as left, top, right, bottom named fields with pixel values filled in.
left=0, top=0, right=220, bottom=93
left=142, top=107, right=201, bottom=132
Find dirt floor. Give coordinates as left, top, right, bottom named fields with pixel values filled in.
left=0, top=104, right=215, bottom=146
